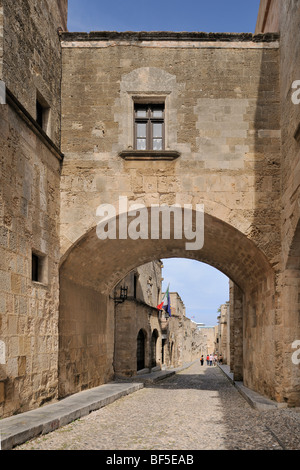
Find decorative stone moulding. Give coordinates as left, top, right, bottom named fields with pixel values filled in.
left=119, top=150, right=181, bottom=161
left=60, top=31, right=280, bottom=43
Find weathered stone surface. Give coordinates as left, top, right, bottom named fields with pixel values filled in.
left=0, top=0, right=64, bottom=417
left=59, top=31, right=285, bottom=404
left=1, top=1, right=300, bottom=419
left=1, top=0, right=66, bottom=147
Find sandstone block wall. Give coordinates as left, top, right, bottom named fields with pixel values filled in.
left=278, top=0, right=300, bottom=404
left=59, top=32, right=284, bottom=402
left=0, top=1, right=3, bottom=79
left=60, top=33, right=281, bottom=270
left=165, top=315, right=205, bottom=367
left=1, top=0, right=66, bottom=146
left=255, top=0, right=280, bottom=34
left=58, top=279, right=114, bottom=398
left=0, top=104, right=61, bottom=417
left=256, top=0, right=300, bottom=405
left=0, top=0, right=64, bottom=417
left=114, top=299, right=162, bottom=377
left=2, top=0, right=300, bottom=416
left=113, top=261, right=163, bottom=377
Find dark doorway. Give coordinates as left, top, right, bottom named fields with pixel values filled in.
left=162, top=338, right=166, bottom=364
left=151, top=330, right=158, bottom=367
left=137, top=329, right=145, bottom=371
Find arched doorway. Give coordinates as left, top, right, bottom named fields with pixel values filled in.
left=137, top=329, right=146, bottom=371
left=151, top=329, right=159, bottom=368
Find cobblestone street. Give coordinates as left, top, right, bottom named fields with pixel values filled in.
left=15, top=362, right=300, bottom=451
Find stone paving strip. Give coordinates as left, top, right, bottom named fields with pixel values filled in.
left=4, top=362, right=300, bottom=451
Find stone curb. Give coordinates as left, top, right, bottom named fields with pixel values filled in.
left=218, top=364, right=288, bottom=411
left=0, top=382, right=144, bottom=450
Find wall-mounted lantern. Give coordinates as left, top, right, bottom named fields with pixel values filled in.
left=114, top=285, right=128, bottom=304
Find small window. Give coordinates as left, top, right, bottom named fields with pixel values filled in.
left=36, top=100, right=44, bottom=128
left=294, top=122, right=300, bottom=142
left=134, top=103, right=164, bottom=151
left=31, top=253, right=39, bottom=282
left=31, top=251, right=48, bottom=285
left=36, top=92, right=51, bottom=135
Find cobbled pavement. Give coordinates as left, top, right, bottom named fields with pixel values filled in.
left=15, top=362, right=300, bottom=451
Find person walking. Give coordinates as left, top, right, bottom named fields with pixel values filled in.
left=206, top=354, right=210, bottom=366
left=209, top=354, right=213, bottom=366
left=200, top=355, right=204, bottom=366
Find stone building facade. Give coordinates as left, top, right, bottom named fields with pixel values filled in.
left=0, top=0, right=66, bottom=417
left=58, top=25, right=282, bottom=406
left=0, top=0, right=300, bottom=417
left=197, top=326, right=218, bottom=360
left=216, top=302, right=230, bottom=364
left=114, top=262, right=205, bottom=377
left=113, top=261, right=163, bottom=377
left=160, top=292, right=204, bottom=368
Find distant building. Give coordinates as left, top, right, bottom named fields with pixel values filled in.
left=113, top=263, right=209, bottom=376
left=216, top=302, right=230, bottom=364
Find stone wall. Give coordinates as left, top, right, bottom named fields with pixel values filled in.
left=229, top=282, right=244, bottom=381
left=58, top=278, right=114, bottom=398
left=113, top=261, right=163, bottom=377
left=0, top=0, right=64, bottom=417
left=255, top=0, right=280, bottom=34
left=60, top=33, right=281, bottom=269
left=113, top=264, right=206, bottom=376
left=2, top=0, right=300, bottom=416
left=278, top=0, right=300, bottom=405
left=1, top=0, right=66, bottom=146
left=216, top=302, right=229, bottom=363
left=166, top=315, right=204, bottom=367
left=199, top=327, right=217, bottom=358
left=169, top=292, right=186, bottom=318
left=0, top=103, right=62, bottom=417
left=127, top=261, right=162, bottom=308
left=0, top=0, right=3, bottom=79
left=59, top=32, right=284, bottom=403
left=255, top=0, right=300, bottom=406
left=114, top=299, right=162, bottom=377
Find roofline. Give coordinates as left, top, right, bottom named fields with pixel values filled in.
left=59, top=31, right=279, bottom=43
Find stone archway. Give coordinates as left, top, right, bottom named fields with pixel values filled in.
left=58, top=207, right=279, bottom=402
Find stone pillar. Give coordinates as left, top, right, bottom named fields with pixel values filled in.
left=58, top=274, right=115, bottom=398
left=280, top=269, right=300, bottom=406
left=229, top=281, right=244, bottom=381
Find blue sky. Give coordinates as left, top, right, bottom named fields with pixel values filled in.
left=161, top=259, right=229, bottom=327
left=67, top=1, right=260, bottom=325
left=68, top=0, right=261, bottom=33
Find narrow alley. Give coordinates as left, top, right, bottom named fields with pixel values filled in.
left=15, top=362, right=300, bottom=451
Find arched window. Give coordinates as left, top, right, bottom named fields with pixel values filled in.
left=137, top=329, right=146, bottom=371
